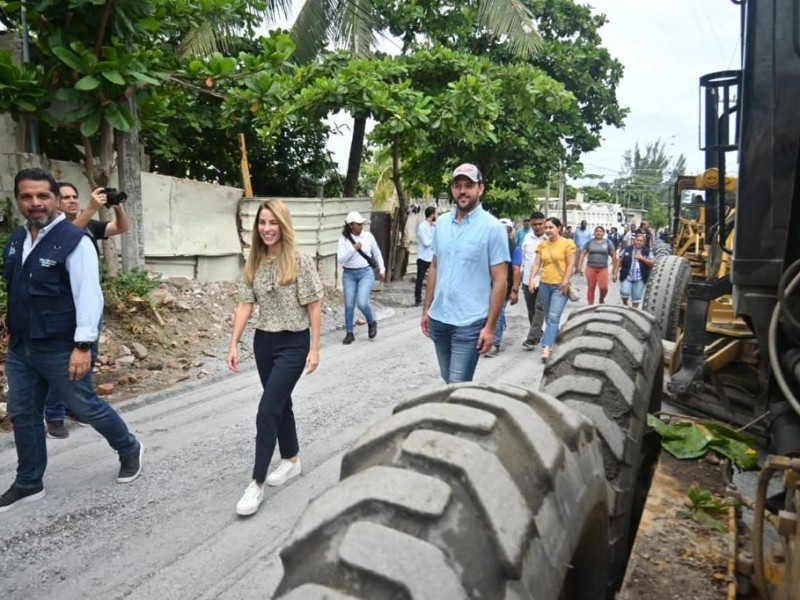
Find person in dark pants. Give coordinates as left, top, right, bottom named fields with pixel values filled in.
left=0, top=168, right=143, bottom=514
left=414, top=206, right=436, bottom=307
left=44, top=182, right=130, bottom=439
left=227, top=199, right=323, bottom=517
left=520, top=211, right=546, bottom=348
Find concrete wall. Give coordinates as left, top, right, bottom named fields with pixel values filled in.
left=239, top=197, right=373, bottom=288
left=5, top=153, right=374, bottom=286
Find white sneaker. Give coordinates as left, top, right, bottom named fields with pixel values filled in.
left=236, top=481, right=264, bottom=516
left=266, top=459, right=302, bottom=487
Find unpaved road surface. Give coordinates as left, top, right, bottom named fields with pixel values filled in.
left=0, top=289, right=575, bottom=600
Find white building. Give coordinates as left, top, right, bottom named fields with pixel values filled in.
left=540, top=195, right=646, bottom=231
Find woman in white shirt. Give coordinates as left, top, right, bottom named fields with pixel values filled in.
left=337, top=211, right=385, bottom=344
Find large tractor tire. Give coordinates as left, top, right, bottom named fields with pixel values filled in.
left=652, top=240, right=672, bottom=261
left=539, top=305, right=663, bottom=594
left=642, top=254, right=691, bottom=341
left=275, top=384, right=611, bottom=599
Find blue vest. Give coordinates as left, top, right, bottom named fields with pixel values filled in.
left=3, top=220, right=87, bottom=351
left=619, top=246, right=651, bottom=283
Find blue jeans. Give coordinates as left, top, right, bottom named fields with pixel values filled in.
left=343, top=267, right=376, bottom=333
left=428, top=317, right=485, bottom=384
left=620, top=278, right=646, bottom=303
left=45, top=316, right=104, bottom=421
left=7, top=343, right=139, bottom=489
left=492, top=303, right=507, bottom=346
left=539, top=283, right=569, bottom=348
left=44, top=341, right=98, bottom=421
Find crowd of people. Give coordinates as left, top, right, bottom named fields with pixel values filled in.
left=0, top=163, right=661, bottom=518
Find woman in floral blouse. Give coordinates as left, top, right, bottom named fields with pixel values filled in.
left=227, top=199, right=323, bottom=517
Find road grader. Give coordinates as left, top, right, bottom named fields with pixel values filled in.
left=271, top=1, right=799, bottom=598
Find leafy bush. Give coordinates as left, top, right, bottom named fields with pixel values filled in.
left=102, top=267, right=162, bottom=314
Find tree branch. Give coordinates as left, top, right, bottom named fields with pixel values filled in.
left=94, top=0, right=114, bottom=57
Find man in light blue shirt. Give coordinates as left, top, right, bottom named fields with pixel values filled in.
left=0, top=168, right=144, bottom=514
left=414, top=206, right=436, bottom=307
left=573, top=219, right=593, bottom=274
left=420, top=163, right=509, bottom=383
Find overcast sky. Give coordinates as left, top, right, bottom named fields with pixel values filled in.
left=266, top=0, right=743, bottom=185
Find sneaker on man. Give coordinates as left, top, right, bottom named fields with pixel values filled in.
left=46, top=420, right=69, bottom=439
left=342, top=332, right=355, bottom=345
left=0, top=484, right=46, bottom=513
left=117, top=442, right=144, bottom=483
left=521, top=340, right=536, bottom=350
left=485, top=345, right=500, bottom=358
left=368, top=321, right=378, bottom=339
left=236, top=481, right=265, bottom=516
left=266, top=459, right=302, bottom=487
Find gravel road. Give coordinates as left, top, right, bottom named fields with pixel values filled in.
left=0, top=277, right=603, bottom=599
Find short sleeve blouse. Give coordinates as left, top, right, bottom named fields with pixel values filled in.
left=237, top=252, right=324, bottom=332
left=536, top=237, right=577, bottom=285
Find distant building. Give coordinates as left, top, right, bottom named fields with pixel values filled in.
left=540, top=195, right=646, bottom=230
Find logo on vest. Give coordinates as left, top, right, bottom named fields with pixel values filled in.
left=7, top=245, right=15, bottom=257
left=39, top=258, right=57, bottom=268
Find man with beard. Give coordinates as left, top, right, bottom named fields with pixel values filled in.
left=420, top=163, right=509, bottom=383
left=0, top=168, right=143, bottom=514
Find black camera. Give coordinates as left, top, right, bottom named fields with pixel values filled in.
left=102, top=188, right=127, bottom=206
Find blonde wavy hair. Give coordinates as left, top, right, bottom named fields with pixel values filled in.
left=243, top=199, right=298, bottom=286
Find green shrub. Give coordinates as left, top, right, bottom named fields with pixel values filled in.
left=102, top=267, right=163, bottom=313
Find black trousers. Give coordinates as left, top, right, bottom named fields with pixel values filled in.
left=522, top=286, right=544, bottom=343
left=252, top=329, right=309, bottom=483
left=415, top=258, right=432, bottom=303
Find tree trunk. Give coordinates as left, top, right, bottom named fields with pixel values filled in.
left=387, top=137, right=409, bottom=282
left=343, top=115, right=367, bottom=197
left=82, top=120, right=120, bottom=278
left=118, top=89, right=145, bottom=272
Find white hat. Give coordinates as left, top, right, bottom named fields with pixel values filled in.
left=452, top=163, right=483, bottom=183
left=499, top=218, right=514, bottom=229
left=345, top=211, right=367, bottom=224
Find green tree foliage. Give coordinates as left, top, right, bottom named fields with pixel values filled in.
left=613, top=139, right=686, bottom=227
left=375, top=0, right=627, bottom=166
left=0, top=2, right=338, bottom=197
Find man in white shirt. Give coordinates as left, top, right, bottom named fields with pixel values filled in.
left=520, top=211, right=547, bottom=348
left=414, top=206, right=436, bottom=307
left=1, top=168, right=144, bottom=514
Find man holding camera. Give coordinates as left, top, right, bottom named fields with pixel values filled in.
left=58, top=183, right=129, bottom=254
left=0, top=168, right=143, bottom=513
left=42, top=182, right=129, bottom=439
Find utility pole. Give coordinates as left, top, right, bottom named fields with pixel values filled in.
left=117, top=90, right=145, bottom=271
left=544, top=179, right=550, bottom=217
left=559, top=172, right=567, bottom=225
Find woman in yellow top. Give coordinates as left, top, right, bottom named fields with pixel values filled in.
left=227, top=199, right=324, bottom=517
left=527, top=217, right=577, bottom=361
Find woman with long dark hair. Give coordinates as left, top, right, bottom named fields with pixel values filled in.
left=227, top=199, right=323, bottom=516
left=527, top=217, right=576, bottom=362
left=337, top=211, right=385, bottom=344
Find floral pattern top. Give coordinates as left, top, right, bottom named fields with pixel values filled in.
left=237, top=252, right=324, bottom=332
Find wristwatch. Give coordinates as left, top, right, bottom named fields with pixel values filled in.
left=74, top=341, right=92, bottom=352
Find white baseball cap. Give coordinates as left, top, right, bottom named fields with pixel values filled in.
left=499, top=218, right=514, bottom=229
left=345, top=211, right=367, bottom=224
left=452, top=163, right=483, bottom=183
